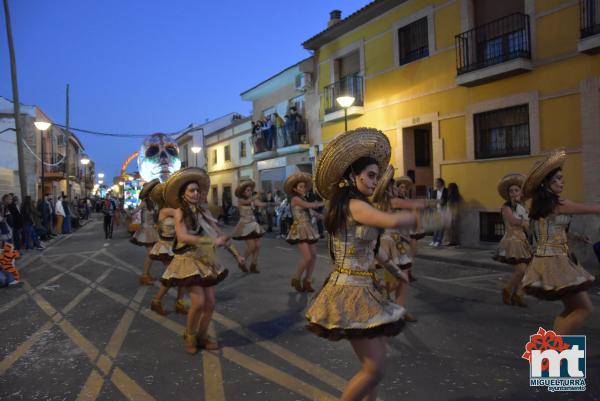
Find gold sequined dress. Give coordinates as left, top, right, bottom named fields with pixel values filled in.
left=493, top=204, right=532, bottom=265
left=161, top=212, right=228, bottom=287
left=232, top=205, right=264, bottom=240
left=286, top=204, right=319, bottom=245
left=522, top=214, right=595, bottom=300
left=130, top=204, right=160, bottom=246
left=149, top=216, right=175, bottom=263
left=305, top=220, right=405, bottom=340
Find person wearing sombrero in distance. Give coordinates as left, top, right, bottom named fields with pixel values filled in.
left=131, top=179, right=161, bottom=285
left=521, top=148, right=597, bottom=335
left=494, top=173, right=532, bottom=308
left=305, top=128, right=449, bottom=401
left=283, top=172, right=323, bottom=292
left=232, top=180, right=266, bottom=273
left=161, top=167, right=230, bottom=354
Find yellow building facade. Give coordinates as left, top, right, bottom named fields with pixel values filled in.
left=304, top=0, right=600, bottom=247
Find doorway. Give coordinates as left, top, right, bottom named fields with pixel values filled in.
left=402, top=123, right=433, bottom=198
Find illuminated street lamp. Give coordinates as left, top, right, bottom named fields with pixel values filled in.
left=80, top=156, right=90, bottom=198
left=98, top=180, right=104, bottom=184
left=98, top=172, right=105, bottom=179
left=34, top=121, right=51, bottom=200
left=336, top=95, right=355, bottom=132
left=191, top=145, right=202, bottom=166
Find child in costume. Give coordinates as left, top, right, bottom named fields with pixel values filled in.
left=0, top=243, right=21, bottom=286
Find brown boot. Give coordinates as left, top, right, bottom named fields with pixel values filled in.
left=139, top=274, right=153, bottom=285
left=502, top=288, right=511, bottom=305
left=183, top=331, right=198, bottom=355
left=511, top=292, right=527, bottom=307
left=238, top=262, right=249, bottom=273
left=404, top=311, right=418, bottom=322
left=174, top=300, right=188, bottom=314
left=197, top=335, right=219, bottom=351
left=150, top=298, right=167, bottom=316
left=302, top=278, right=315, bottom=293
left=250, top=263, right=260, bottom=274
left=291, top=278, right=304, bottom=292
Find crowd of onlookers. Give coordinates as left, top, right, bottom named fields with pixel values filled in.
left=251, top=107, right=307, bottom=153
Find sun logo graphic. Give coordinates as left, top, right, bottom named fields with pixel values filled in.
left=522, top=327, right=586, bottom=392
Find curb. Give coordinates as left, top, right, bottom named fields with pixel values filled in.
left=415, top=252, right=513, bottom=273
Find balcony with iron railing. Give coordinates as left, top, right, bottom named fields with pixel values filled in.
left=578, top=0, right=600, bottom=53
left=323, top=74, right=364, bottom=116
left=41, top=153, right=67, bottom=177
left=252, top=123, right=310, bottom=159
left=455, top=13, right=532, bottom=86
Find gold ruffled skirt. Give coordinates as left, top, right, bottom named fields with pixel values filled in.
left=161, top=248, right=228, bottom=287
left=522, top=255, right=595, bottom=300
left=149, top=238, right=174, bottom=263
left=305, top=272, right=405, bottom=341
left=286, top=222, right=319, bottom=244
left=130, top=226, right=159, bottom=246
left=232, top=221, right=264, bottom=240
left=493, top=237, right=532, bottom=265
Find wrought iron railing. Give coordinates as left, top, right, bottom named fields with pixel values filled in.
left=252, top=118, right=309, bottom=154
left=323, top=74, right=364, bottom=114
left=41, top=153, right=66, bottom=174
left=455, top=13, right=531, bottom=75
left=581, top=0, right=600, bottom=38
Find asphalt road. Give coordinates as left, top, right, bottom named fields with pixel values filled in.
left=1, top=215, right=599, bottom=401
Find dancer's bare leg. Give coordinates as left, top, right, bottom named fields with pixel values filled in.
left=186, top=286, right=205, bottom=335
left=293, top=243, right=311, bottom=280
left=195, top=286, right=216, bottom=338
left=340, top=337, right=386, bottom=401
left=554, top=291, right=593, bottom=335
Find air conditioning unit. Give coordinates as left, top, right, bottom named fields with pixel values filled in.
left=295, top=73, right=312, bottom=92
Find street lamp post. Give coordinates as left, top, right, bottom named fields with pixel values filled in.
left=34, top=121, right=51, bottom=200
left=191, top=145, right=201, bottom=167
left=336, top=96, right=355, bottom=132
left=80, top=155, right=90, bottom=199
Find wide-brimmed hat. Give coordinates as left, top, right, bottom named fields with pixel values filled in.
left=522, top=148, right=567, bottom=199
left=497, top=173, right=525, bottom=201
left=314, top=128, right=391, bottom=200
left=164, top=167, right=210, bottom=208
left=394, top=175, right=413, bottom=188
left=150, top=182, right=166, bottom=206
left=284, top=172, right=312, bottom=196
left=235, top=180, right=256, bottom=198
left=139, top=179, right=160, bottom=200
left=371, top=165, right=395, bottom=203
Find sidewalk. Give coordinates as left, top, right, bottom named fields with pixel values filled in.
left=415, top=241, right=509, bottom=272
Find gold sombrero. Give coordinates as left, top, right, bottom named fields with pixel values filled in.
left=164, top=167, right=210, bottom=208
left=235, top=180, right=256, bottom=198
left=497, top=173, right=525, bottom=201
left=284, top=172, right=312, bottom=196
left=395, top=175, right=413, bottom=188
left=522, top=148, right=567, bottom=199
left=314, top=128, right=391, bottom=200
left=150, top=182, right=166, bottom=206
left=139, top=179, right=160, bottom=200
left=371, top=165, right=395, bottom=203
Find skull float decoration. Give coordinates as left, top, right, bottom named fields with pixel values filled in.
left=137, top=133, right=182, bottom=182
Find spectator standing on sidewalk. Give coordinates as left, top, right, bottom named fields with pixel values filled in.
left=37, top=194, right=54, bottom=237
left=263, top=191, right=276, bottom=233
left=0, top=204, right=12, bottom=246
left=430, top=178, right=448, bottom=247
left=444, top=183, right=462, bottom=247
left=8, top=195, right=24, bottom=250
left=55, top=194, right=65, bottom=234
left=61, top=193, right=72, bottom=234
left=21, top=196, right=44, bottom=250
